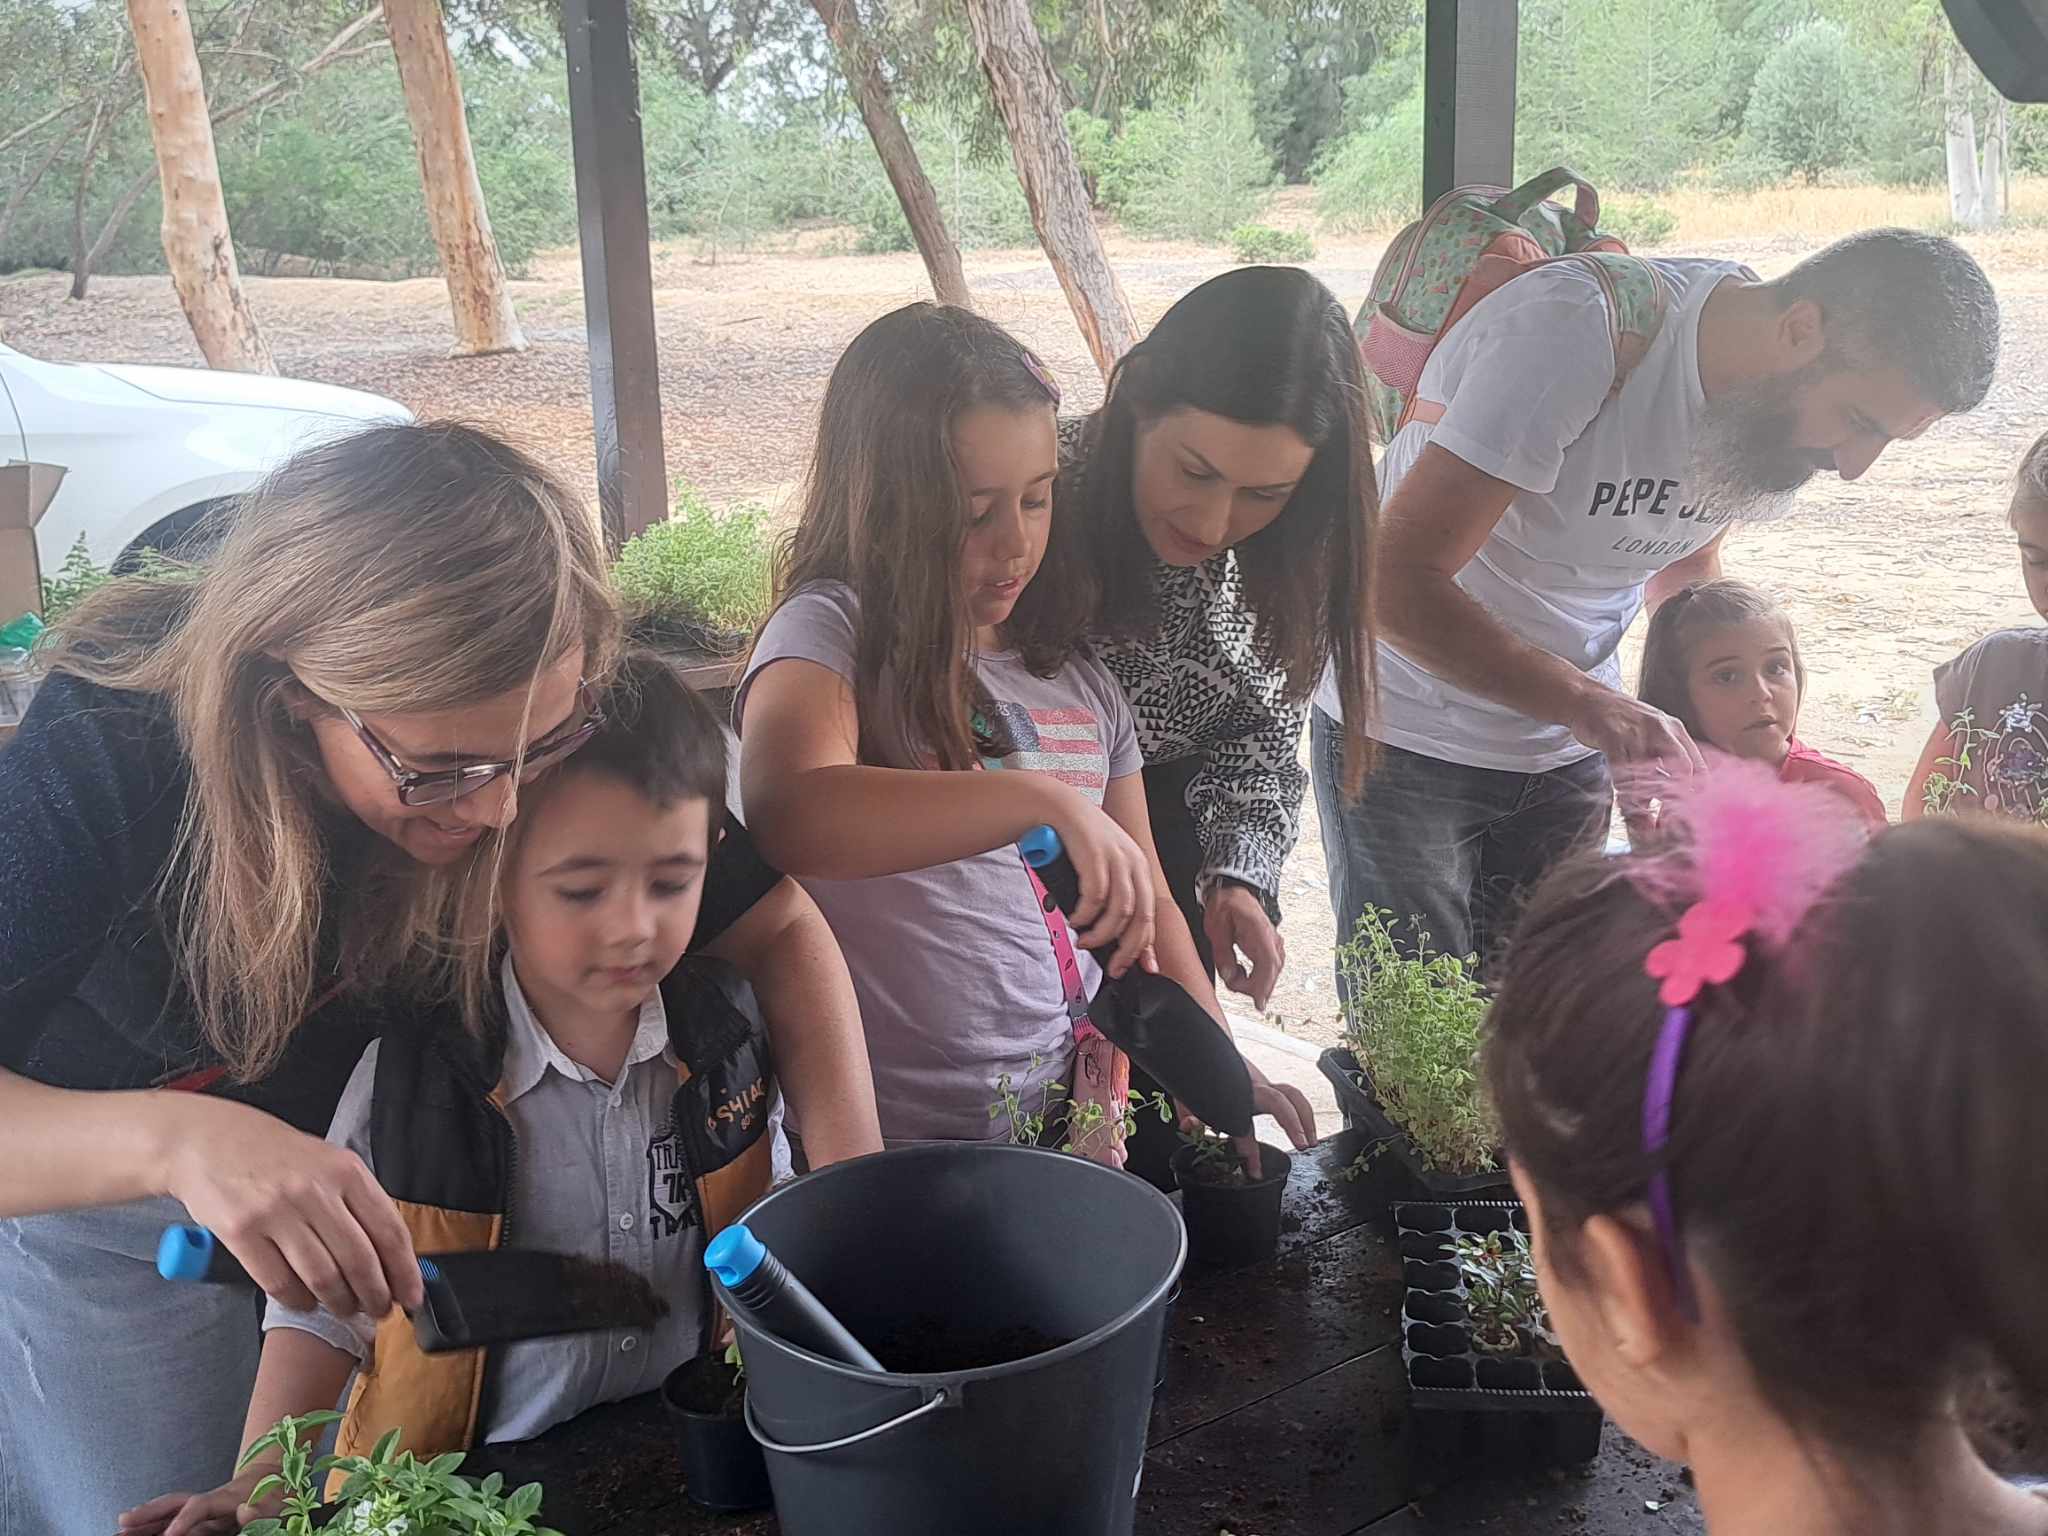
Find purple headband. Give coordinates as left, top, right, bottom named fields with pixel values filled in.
left=1640, top=896, right=1753, bottom=1323
left=1021, top=349, right=1061, bottom=407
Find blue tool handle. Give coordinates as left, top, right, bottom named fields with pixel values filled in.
left=156, top=1224, right=254, bottom=1286
left=705, top=1224, right=885, bottom=1372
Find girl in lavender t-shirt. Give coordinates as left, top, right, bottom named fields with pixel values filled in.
left=736, top=302, right=1305, bottom=1159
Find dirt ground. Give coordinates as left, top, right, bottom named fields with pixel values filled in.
left=7, top=190, right=2045, bottom=1050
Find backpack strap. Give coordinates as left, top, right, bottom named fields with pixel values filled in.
left=1401, top=251, right=1671, bottom=435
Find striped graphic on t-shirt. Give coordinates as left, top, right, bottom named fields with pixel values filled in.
left=983, top=701, right=1111, bottom=798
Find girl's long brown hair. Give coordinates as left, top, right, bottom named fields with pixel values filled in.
left=767, top=302, right=1087, bottom=771
left=41, top=422, right=620, bottom=1079
left=1060, top=265, right=1380, bottom=792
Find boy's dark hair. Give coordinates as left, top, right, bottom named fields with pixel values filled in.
left=768, top=302, right=1083, bottom=773
left=2014, top=428, right=2048, bottom=508
left=1062, top=265, right=1380, bottom=795
left=566, top=650, right=727, bottom=826
left=1772, top=228, right=1999, bottom=415
left=1485, top=818, right=2048, bottom=1468
left=1637, top=579, right=1804, bottom=743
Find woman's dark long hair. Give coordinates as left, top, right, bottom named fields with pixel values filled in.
left=1060, top=266, right=1379, bottom=792
left=765, top=302, right=1091, bottom=771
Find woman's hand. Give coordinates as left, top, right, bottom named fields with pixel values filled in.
left=161, top=1096, right=422, bottom=1320
left=1045, top=791, right=1157, bottom=977
left=117, top=1463, right=280, bottom=1536
left=1203, top=883, right=1285, bottom=1011
left=1174, top=1053, right=1317, bottom=1181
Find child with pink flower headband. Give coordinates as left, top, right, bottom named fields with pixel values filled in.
left=1487, top=763, right=2048, bottom=1535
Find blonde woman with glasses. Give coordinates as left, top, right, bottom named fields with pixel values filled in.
left=0, top=421, right=877, bottom=1535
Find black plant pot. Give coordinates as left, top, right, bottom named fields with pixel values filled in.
left=663, top=1357, right=773, bottom=1512
left=1171, top=1142, right=1290, bottom=1268
left=1317, top=1048, right=1514, bottom=1206
left=1395, top=1199, right=1603, bottom=1470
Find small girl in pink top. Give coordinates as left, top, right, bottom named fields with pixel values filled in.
left=1637, top=579, right=1887, bottom=829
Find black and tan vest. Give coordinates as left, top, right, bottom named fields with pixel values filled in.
left=330, top=956, right=777, bottom=1465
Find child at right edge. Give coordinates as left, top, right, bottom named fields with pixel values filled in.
left=1908, top=429, right=2048, bottom=824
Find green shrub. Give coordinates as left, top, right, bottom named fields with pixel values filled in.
left=1739, top=19, right=1881, bottom=186
left=1229, top=223, right=1314, bottom=263
left=1312, top=83, right=1423, bottom=233
left=611, top=489, right=775, bottom=634
left=1092, top=48, right=1276, bottom=241
left=1599, top=196, right=1676, bottom=247
left=844, top=109, right=1036, bottom=254
left=1336, top=907, right=1498, bottom=1175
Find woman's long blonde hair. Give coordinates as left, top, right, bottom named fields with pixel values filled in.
left=41, top=421, right=620, bottom=1080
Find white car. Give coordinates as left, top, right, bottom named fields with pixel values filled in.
left=0, top=341, right=413, bottom=571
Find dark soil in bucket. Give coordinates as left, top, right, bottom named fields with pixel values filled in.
left=664, top=1358, right=772, bottom=1513
left=866, top=1316, right=1072, bottom=1374
left=1173, top=1141, right=1290, bottom=1269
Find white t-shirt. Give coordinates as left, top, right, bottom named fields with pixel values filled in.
left=1316, top=256, right=1757, bottom=771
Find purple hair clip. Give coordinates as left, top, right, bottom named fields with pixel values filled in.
left=1639, top=897, right=1754, bottom=1322
left=1021, top=349, right=1061, bottom=407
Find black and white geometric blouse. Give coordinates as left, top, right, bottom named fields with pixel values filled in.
left=1061, top=418, right=1307, bottom=922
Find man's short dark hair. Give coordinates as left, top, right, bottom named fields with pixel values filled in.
left=569, top=649, right=728, bottom=826
left=1773, top=228, right=1999, bottom=415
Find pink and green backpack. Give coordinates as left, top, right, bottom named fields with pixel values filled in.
left=1355, top=167, right=1671, bottom=443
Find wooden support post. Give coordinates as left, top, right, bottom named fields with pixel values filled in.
left=1423, top=0, right=1518, bottom=208
left=562, top=0, right=666, bottom=548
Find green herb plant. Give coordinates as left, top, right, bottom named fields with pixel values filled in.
left=37, top=534, right=111, bottom=622
left=611, top=487, right=775, bottom=643
left=1920, top=707, right=1982, bottom=817
left=1175, top=1126, right=1249, bottom=1186
left=989, top=1058, right=1174, bottom=1158
left=1448, top=1228, right=1554, bottom=1357
left=1336, top=907, right=1500, bottom=1176
left=239, top=1411, right=559, bottom=1536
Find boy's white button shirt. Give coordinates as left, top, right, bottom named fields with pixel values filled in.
left=264, top=957, right=709, bottom=1443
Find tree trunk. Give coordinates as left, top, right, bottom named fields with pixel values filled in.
left=1981, top=90, right=2008, bottom=228
left=68, top=99, right=110, bottom=301
left=384, top=0, right=524, bottom=354
left=961, top=0, right=1135, bottom=379
left=810, top=0, right=970, bottom=309
left=125, top=0, right=274, bottom=372
left=1944, top=42, right=1985, bottom=230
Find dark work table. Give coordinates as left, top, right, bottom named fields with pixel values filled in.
left=470, top=1129, right=1705, bottom=1535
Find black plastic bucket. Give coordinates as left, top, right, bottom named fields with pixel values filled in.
left=720, top=1143, right=1186, bottom=1536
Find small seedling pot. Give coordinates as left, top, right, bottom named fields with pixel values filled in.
left=1171, top=1142, right=1291, bottom=1268
left=663, top=1356, right=773, bottom=1512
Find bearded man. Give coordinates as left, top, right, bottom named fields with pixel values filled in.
left=1312, top=228, right=2000, bottom=967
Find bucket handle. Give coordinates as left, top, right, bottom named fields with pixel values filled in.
left=744, top=1386, right=952, bottom=1456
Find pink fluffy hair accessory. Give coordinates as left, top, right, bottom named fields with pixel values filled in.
left=1631, top=757, right=1872, bottom=956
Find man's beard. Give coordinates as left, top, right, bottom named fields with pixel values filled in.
left=1688, top=363, right=1830, bottom=524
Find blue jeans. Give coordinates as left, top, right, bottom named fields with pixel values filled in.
left=1311, top=708, right=1613, bottom=973
left=0, top=1197, right=266, bottom=1536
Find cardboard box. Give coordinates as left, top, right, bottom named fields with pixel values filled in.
left=0, top=461, right=66, bottom=746
left=0, top=460, right=66, bottom=624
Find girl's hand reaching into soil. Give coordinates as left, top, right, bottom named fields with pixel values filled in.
left=161, top=1094, right=423, bottom=1321
left=1174, top=1055, right=1318, bottom=1180
left=117, top=1463, right=281, bottom=1536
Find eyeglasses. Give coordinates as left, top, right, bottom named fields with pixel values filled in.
left=340, top=682, right=604, bottom=807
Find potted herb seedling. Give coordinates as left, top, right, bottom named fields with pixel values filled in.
left=1319, top=907, right=1509, bottom=1202
left=663, top=1338, right=772, bottom=1512
left=237, top=1410, right=559, bottom=1535
left=612, top=489, right=775, bottom=703
left=1449, top=1228, right=1554, bottom=1358
left=1169, top=1128, right=1291, bottom=1268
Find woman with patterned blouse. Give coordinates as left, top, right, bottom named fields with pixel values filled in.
left=1059, top=267, right=1379, bottom=1158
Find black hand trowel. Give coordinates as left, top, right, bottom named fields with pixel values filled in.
left=1019, top=825, right=1255, bottom=1136
left=157, top=1224, right=668, bottom=1352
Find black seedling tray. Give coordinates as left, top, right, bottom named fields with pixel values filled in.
left=1394, top=1199, right=1603, bottom=1469
left=1318, top=1049, right=1514, bottom=1207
